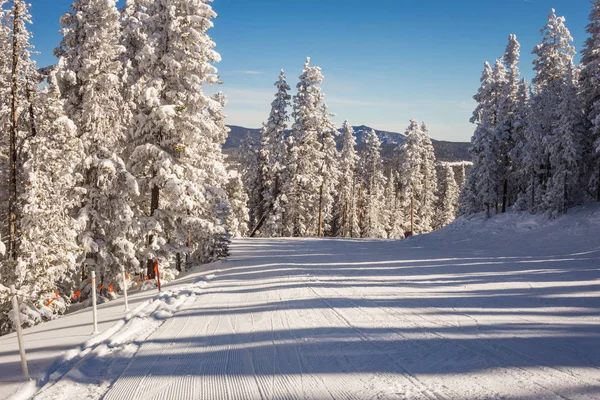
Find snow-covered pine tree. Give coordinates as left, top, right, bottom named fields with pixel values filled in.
left=383, top=170, right=404, bottom=239
left=460, top=63, right=493, bottom=216
left=239, top=133, right=261, bottom=231
left=316, top=103, right=340, bottom=236
left=510, top=78, right=532, bottom=210
left=120, top=0, right=151, bottom=131
left=530, top=8, right=578, bottom=215
left=336, top=120, right=360, bottom=237
left=580, top=0, right=600, bottom=201
left=16, top=74, right=85, bottom=330
left=0, top=0, right=11, bottom=263
left=397, top=120, right=424, bottom=234
left=55, top=0, right=139, bottom=292
left=419, top=122, right=438, bottom=232
left=460, top=61, right=504, bottom=217
left=543, top=66, right=584, bottom=216
left=396, top=120, right=438, bottom=234
left=226, top=171, right=249, bottom=238
left=453, top=161, right=468, bottom=189
left=6, top=0, right=37, bottom=264
left=127, top=0, right=230, bottom=270
left=280, top=133, right=298, bottom=237
left=436, top=163, right=460, bottom=228
left=495, top=35, right=522, bottom=211
left=0, top=0, right=48, bottom=333
left=289, top=57, right=326, bottom=237
left=259, top=70, right=291, bottom=237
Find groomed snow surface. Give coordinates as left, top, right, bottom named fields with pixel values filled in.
left=2, top=205, right=600, bottom=399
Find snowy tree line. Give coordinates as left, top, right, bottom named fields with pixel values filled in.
left=240, top=60, right=470, bottom=240
left=0, top=0, right=238, bottom=334
left=461, top=4, right=600, bottom=219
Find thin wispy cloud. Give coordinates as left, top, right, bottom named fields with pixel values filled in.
left=230, top=70, right=265, bottom=75
left=326, top=96, right=410, bottom=108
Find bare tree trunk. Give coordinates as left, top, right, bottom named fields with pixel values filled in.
left=8, top=3, right=21, bottom=261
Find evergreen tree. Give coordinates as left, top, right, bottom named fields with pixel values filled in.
left=580, top=0, right=600, bottom=201
left=543, top=67, right=583, bottom=216
left=260, top=70, right=291, bottom=237
left=460, top=61, right=505, bottom=217
left=460, top=62, right=494, bottom=216
left=55, top=0, right=139, bottom=290
left=511, top=79, right=533, bottom=210
left=530, top=8, right=578, bottom=215
left=226, top=172, right=249, bottom=238
left=359, top=129, right=386, bottom=238
left=495, top=35, right=522, bottom=211
left=280, top=133, right=298, bottom=237
left=289, top=57, right=326, bottom=237
left=239, top=133, right=260, bottom=232
left=436, top=163, right=460, bottom=228
left=383, top=170, right=403, bottom=239
left=0, top=0, right=12, bottom=263
left=316, top=103, right=340, bottom=236
left=127, top=0, right=230, bottom=270
left=120, top=0, right=151, bottom=132
left=397, top=121, right=422, bottom=233
left=0, top=0, right=52, bottom=333
left=419, top=122, right=439, bottom=231
left=17, top=76, right=85, bottom=328
left=336, top=121, right=360, bottom=237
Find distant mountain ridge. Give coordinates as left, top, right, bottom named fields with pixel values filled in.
left=224, top=124, right=471, bottom=163
left=224, top=124, right=408, bottom=148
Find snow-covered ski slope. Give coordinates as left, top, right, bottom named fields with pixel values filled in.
left=5, top=205, right=600, bottom=400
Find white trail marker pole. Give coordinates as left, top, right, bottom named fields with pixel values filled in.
left=91, top=271, right=98, bottom=334
left=121, top=266, right=129, bottom=312
left=10, top=285, right=29, bottom=378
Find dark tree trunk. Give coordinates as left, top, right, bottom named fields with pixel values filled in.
left=501, top=178, right=508, bottom=213
left=8, top=3, right=21, bottom=261
left=147, top=184, right=160, bottom=272
left=318, top=183, right=324, bottom=237
left=597, top=163, right=600, bottom=203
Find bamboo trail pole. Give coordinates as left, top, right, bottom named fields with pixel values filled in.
left=10, top=285, right=29, bottom=378
left=91, top=271, right=98, bottom=334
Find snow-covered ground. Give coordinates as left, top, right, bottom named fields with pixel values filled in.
left=3, top=205, right=600, bottom=399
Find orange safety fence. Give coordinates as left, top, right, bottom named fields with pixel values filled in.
left=45, top=291, right=59, bottom=307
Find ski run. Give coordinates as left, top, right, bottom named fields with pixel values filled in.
left=1, top=205, right=599, bottom=400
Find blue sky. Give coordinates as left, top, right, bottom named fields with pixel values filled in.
left=29, top=0, right=591, bottom=141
